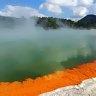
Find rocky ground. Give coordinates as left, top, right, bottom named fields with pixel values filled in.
left=39, top=78, right=96, bottom=96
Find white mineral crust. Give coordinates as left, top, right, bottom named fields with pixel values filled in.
left=39, top=78, right=96, bottom=96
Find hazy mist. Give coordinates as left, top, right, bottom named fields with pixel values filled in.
left=0, top=18, right=96, bottom=82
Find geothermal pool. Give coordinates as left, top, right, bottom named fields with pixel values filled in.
left=0, top=24, right=96, bottom=82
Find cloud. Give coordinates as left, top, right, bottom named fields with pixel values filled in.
left=78, top=0, right=94, bottom=6
left=40, top=0, right=94, bottom=18
left=46, top=0, right=77, bottom=7
left=0, top=5, right=45, bottom=18
left=40, top=3, right=62, bottom=14
left=92, top=3, right=96, bottom=15
left=45, top=0, right=94, bottom=7
left=72, top=6, right=88, bottom=17
left=40, top=0, right=77, bottom=15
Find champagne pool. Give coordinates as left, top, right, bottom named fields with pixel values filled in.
left=0, top=23, right=96, bottom=82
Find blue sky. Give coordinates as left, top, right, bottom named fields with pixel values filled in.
left=0, top=0, right=44, bottom=9
left=0, top=0, right=96, bottom=19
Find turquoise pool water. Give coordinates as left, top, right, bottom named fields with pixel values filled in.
left=0, top=27, right=96, bottom=82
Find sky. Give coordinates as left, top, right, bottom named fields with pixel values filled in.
left=0, top=0, right=96, bottom=20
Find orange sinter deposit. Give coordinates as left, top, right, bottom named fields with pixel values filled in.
left=0, top=61, right=96, bottom=96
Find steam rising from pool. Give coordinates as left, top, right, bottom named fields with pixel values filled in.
left=0, top=18, right=96, bottom=82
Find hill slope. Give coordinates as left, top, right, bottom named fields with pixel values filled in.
left=77, top=15, right=96, bottom=28
left=0, top=15, right=96, bottom=29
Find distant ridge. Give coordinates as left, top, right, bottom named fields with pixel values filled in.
left=0, top=15, right=96, bottom=29
left=77, top=15, right=96, bottom=28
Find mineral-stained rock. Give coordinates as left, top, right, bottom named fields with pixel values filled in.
left=0, top=61, right=96, bottom=96
left=39, top=78, right=96, bottom=96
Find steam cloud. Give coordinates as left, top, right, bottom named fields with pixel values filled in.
left=0, top=18, right=96, bottom=82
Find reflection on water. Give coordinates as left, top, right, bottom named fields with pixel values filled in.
left=0, top=27, right=96, bottom=82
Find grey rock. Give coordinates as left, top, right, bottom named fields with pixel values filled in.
left=39, top=78, right=96, bottom=96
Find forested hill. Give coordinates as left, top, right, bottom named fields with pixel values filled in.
left=36, top=17, right=76, bottom=29
left=76, top=15, right=96, bottom=29
left=36, top=15, right=96, bottom=29
left=0, top=15, right=96, bottom=29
